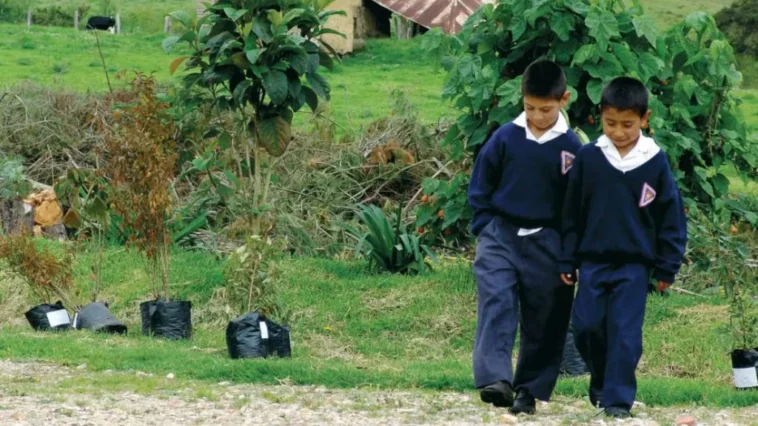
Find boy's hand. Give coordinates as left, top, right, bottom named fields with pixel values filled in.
left=657, top=280, right=672, bottom=293
left=560, top=273, right=577, bottom=286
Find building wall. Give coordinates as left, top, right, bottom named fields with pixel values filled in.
left=322, top=0, right=363, bottom=54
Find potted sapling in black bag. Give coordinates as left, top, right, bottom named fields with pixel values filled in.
left=0, top=233, right=77, bottom=331
left=224, top=235, right=291, bottom=359
left=103, top=74, right=191, bottom=340
left=57, top=168, right=127, bottom=334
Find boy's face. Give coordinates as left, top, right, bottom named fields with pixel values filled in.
left=601, top=107, right=652, bottom=150
left=523, top=92, right=570, bottom=132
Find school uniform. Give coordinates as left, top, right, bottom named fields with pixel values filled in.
left=560, top=134, right=687, bottom=409
left=469, top=112, right=581, bottom=400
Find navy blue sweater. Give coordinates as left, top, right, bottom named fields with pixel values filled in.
left=559, top=142, right=688, bottom=283
left=468, top=122, right=582, bottom=235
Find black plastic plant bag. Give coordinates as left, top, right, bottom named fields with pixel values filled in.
left=226, top=311, right=291, bottom=359
left=74, top=302, right=127, bottom=334
left=147, top=300, right=192, bottom=340
left=25, top=301, right=70, bottom=331
left=560, top=322, right=589, bottom=376
left=731, top=348, right=758, bottom=389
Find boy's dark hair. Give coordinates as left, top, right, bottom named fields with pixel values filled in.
left=521, top=59, right=567, bottom=100
left=600, top=77, right=649, bottom=117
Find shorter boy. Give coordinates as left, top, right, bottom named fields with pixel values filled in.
left=559, top=77, right=687, bottom=418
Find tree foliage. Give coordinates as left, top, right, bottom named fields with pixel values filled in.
left=429, top=0, right=757, bottom=222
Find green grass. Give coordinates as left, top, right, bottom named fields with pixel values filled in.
left=0, top=249, right=756, bottom=407
left=637, top=0, right=734, bottom=28
left=0, top=25, right=450, bottom=133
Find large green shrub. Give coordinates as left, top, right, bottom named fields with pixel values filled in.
left=424, top=0, right=758, bottom=225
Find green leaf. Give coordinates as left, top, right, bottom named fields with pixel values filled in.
left=638, top=53, right=665, bottom=80
left=268, top=10, right=283, bottom=27
left=586, top=79, right=604, bottom=104
left=632, top=15, right=658, bottom=46
left=257, top=116, right=292, bottom=157
left=566, top=0, right=590, bottom=15
left=169, top=10, right=193, bottom=28
left=318, top=50, right=335, bottom=71
left=496, top=76, right=523, bottom=106
left=253, top=17, right=273, bottom=43
left=245, top=48, right=261, bottom=64
left=220, top=39, right=243, bottom=55
left=283, top=8, right=305, bottom=23
left=572, top=44, right=598, bottom=65
left=550, top=13, right=575, bottom=42
left=307, top=72, right=331, bottom=100
left=712, top=173, right=730, bottom=196
left=585, top=7, right=619, bottom=49
left=288, top=76, right=302, bottom=99
left=685, top=12, right=710, bottom=32
left=611, top=43, right=638, bottom=75
left=421, top=178, right=441, bottom=194
left=233, top=80, right=251, bottom=107
left=263, top=70, right=289, bottom=105
left=509, top=15, right=527, bottom=40
left=301, top=86, right=319, bottom=112
left=162, top=35, right=181, bottom=53
left=223, top=8, right=247, bottom=22
left=287, top=49, right=309, bottom=74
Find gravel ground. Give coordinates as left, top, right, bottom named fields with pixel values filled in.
left=0, top=360, right=756, bottom=425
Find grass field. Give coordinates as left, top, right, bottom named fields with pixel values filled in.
left=0, top=246, right=755, bottom=407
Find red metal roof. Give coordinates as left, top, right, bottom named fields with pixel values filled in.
left=371, top=0, right=495, bottom=34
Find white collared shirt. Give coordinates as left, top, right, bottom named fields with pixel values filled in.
left=596, top=134, right=661, bottom=173
left=512, top=112, right=569, bottom=236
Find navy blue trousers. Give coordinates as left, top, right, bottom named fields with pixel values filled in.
left=573, top=262, right=650, bottom=409
left=472, top=217, right=574, bottom=400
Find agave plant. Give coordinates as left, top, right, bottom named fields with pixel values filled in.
left=346, top=203, right=437, bottom=275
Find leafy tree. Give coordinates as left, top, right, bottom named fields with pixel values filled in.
left=165, top=0, right=344, bottom=235
left=424, top=0, right=757, bottom=228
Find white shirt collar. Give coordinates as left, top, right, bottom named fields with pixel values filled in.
left=597, top=133, right=660, bottom=173
left=513, top=112, right=568, bottom=144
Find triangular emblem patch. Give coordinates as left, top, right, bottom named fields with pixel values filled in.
left=640, top=183, right=656, bottom=207
left=561, top=151, right=575, bottom=175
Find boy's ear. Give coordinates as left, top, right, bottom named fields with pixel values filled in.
left=561, top=90, right=571, bottom=106
left=642, top=109, right=652, bottom=128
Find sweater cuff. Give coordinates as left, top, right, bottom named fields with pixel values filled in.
left=653, top=268, right=676, bottom=284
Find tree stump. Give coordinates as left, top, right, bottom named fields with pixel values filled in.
left=0, top=199, right=34, bottom=235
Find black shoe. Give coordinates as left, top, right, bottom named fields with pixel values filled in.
left=604, top=406, right=632, bottom=419
left=480, top=381, right=514, bottom=408
left=509, top=389, right=536, bottom=415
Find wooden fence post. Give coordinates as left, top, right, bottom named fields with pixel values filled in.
left=164, top=16, right=171, bottom=33
left=26, top=7, right=31, bottom=27
left=74, top=10, right=79, bottom=30
left=116, top=13, right=121, bottom=34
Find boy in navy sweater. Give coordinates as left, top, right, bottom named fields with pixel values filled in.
left=560, top=77, right=687, bottom=418
left=469, top=59, right=582, bottom=415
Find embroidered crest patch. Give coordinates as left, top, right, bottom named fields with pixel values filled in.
left=561, top=151, right=575, bottom=175
left=640, top=183, right=656, bottom=207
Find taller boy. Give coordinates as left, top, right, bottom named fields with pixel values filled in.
left=469, top=59, right=582, bottom=414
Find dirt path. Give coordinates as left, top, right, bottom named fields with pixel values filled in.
left=0, top=360, right=755, bottom=425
